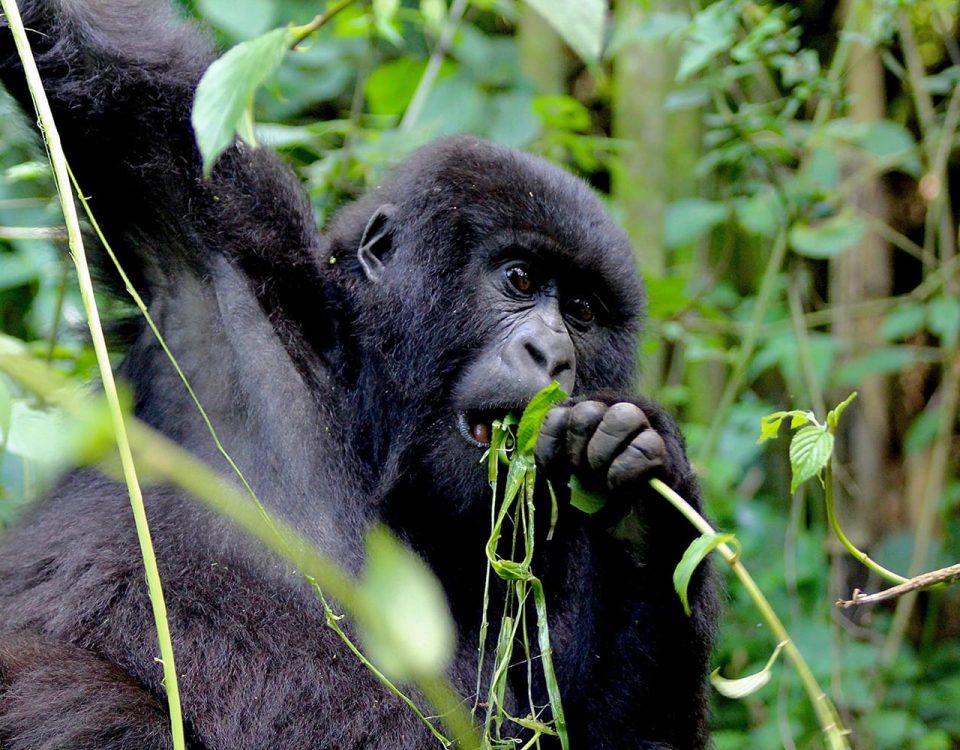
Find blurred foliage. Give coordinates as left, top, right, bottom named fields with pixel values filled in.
left=2, top=0, right=960, bottom=748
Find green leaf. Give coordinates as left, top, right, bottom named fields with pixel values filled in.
left=569, top=475, right=606, bottom=515
left=645, top=276, right=692, bottom=319
left=365, top=58, right=432, bottom=117
left=420, top=0, right=446, bottom=36
left=789, top=211, right=866, bottom=258
left=371, top=0, right=403, bottom=45
left=734, top=189, right=785, bottom=238
left=834, top=347, right=918, bottom=387
left=516, top=382, right=568, bottom=456
left=664, top=199, right=728, bottom=248
left=358, top=525, right=455, bottom=681
left=192, top=26, right=295, bottom=176
left=757, top=409, right=813, bottom=445
left=533, top=95, right=592, bottom=133
left=503, top=452, right=531, bottom=507
left=927, top=295, right=960, bottom=348
left=788, top=425, right=834, bottom=493
left=606, top=11, right=688, bottom=56
left=881, top=303, right=927, bottom=341
left=523, top=0, right=606, bottom=65
left=826, top=392, right=857, bottom=432
left=677, top=3, right=736, bottom=81
left=196, top=0, right=277, bottom=39
left=711, top=642, right=786, bottom=699
left=757, top=412, right=786, bottom=445
left=904, top=408, right=940, bottom=456
left=673, top=532, right=737, bottom=616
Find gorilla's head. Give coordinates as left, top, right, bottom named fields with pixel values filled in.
left=322, top=137, right=645, bottom=503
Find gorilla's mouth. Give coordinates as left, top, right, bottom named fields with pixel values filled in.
left=456, top=409, right=504, bottom=448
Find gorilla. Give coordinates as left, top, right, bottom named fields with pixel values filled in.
left=0, top=1, right=717, bottom=748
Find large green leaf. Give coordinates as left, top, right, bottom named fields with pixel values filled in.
left=358, top=526, right=455, bottom=681
left=523, top=0, right=606, bottom=65
left=788, top=425, right=834, bottom=493
left=192, top=26, right=295, bottom=176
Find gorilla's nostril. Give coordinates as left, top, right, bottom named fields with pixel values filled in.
left=524, top=341, right=548, bottom=369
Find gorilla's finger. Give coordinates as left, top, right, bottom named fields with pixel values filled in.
left=607, top=429, right=666, bottom=489
left=566, top=400, right=607, bottom=471
left=586, top=402, right=649, bottom=472
left=535, top=406, right=571, bottom=471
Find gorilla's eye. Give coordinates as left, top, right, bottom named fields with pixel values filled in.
left=506, top=265, right=535, bottom=294
left=568, top=297, right=595, bottom=323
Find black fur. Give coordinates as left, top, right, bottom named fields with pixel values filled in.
left=0, top=2, right=717, bottom=748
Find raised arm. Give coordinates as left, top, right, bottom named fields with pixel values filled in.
left=0, top=0, right=322, bottom=296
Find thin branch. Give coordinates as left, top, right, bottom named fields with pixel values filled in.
left=290, top=0, right=359, bottom=48
left=837, top=563, right=960, bottom=608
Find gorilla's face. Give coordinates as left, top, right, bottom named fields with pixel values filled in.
left=451, top=238, right=615, bottom=451
left=341, top=138, right=644, bottom=505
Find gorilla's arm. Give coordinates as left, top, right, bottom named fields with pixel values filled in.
left=0, top=0, right=323, bottom=312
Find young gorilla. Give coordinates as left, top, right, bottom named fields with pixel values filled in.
left=0, top=1, right=718, bottom=748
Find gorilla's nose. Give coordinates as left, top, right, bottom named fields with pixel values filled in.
left=512, top=317, right=576, bottom=394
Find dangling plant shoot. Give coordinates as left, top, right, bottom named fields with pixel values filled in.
left=475, top=382, right=569, bottom=750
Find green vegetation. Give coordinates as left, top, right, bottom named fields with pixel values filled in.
left=1, top=1, right=959, bottom=748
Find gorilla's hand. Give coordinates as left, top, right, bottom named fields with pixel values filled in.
left=534, top=396, right=688, bottom=501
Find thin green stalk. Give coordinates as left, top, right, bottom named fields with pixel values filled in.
left=290, top=0, right=359, bottom=47
left=315, top=586, right=452, bottom=747
left=400, top=0, right=468, bottom=131
left=699, top=229, right=789, bottom=464
left=649, top=478, right=850, bottom=750
left=823, top=461, right=907, bottom=585
left=0, top=1, right=185, bottom=746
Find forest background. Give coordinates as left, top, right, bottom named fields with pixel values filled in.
left=0, top=0, right=958, bottom=748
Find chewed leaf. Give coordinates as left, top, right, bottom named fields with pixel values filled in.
left=569, top=475, right=606, bottom=515
left=711, top=642, right=786, bottom=699
left=757, top=409, right=816, bottom=445
left=516, top=381, right=568, bottom=456
left=757, top=413, right=785, bottom=445
left=192, top=26, right=295, bottom=176
left=673, top=532, right=737, bottom=615
left=789, top=425, right=834, bottom=492
left=358, top=526, right=455, bottom=682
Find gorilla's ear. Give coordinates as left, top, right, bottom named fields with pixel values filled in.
left=357, top=204, right=397, bottom=283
